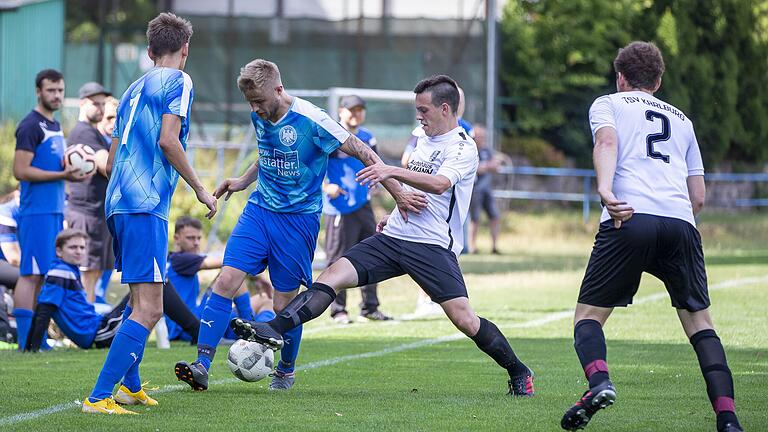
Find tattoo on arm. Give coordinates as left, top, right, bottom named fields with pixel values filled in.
left=341, top=135, right=378, bottom=167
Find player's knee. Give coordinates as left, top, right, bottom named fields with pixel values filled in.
left=450, top=312, right=479, bottom=335
left=212, top=272, right=243, bottom=298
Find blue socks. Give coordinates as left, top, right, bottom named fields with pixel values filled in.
left=196, top=293, right=233, bottom=370
left=94, top=270, right=113, bottom=304
left=233, top=293, right=254, bottom=320
left=277, top=325, right=303, bottom=374
left=14, top=308, right=33, bottom=351
left=255, top=310, right=276, bottom=322
left=89, top=319, right=150, bottom=402
left=119, top=306, right=145, bottom=393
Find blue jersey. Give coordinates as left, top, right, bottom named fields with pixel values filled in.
left=106, top=67, right=194, bottom=220
left=322, top=127, right=376, bottom=215
left=15, top=111, right=66, bottom=215
left=0, top=199, right=19, bottom=261
left=37, top=259, right=102, bottom=348
left=249, top=97, right=350, bottom=214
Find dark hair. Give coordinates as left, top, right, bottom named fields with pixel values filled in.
left=175, top=216, right=202, bottom=233
left=55, top=228, right=88, bottom=249
left=35, top=69, right=63, bottom=89
left=413, top=75, right=460, bottom=114
left=146, top=12, right=193, bottom=58
left=613, top=41, right=665, bottom=90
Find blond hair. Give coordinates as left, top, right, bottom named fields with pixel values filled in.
left=237, top=59, right=282, bottom=93
left=104, top=96, right=118, bottom=111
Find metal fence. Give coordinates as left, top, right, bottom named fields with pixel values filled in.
left=493, top=166, right=768, bottom=224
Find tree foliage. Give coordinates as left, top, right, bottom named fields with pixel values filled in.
left=500, top=0, right=768, bottom=168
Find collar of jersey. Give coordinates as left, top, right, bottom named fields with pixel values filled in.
left=428, top=126, right=465, bottom=143
left=266, top=97, right=297, bottom=127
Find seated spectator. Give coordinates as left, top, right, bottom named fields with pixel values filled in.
left=26, top=229, right=200, bottom=351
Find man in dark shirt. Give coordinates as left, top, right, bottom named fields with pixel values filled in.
left=65, top=82, right=113, bottom=302
left=468, top=125, right=501, bottom=254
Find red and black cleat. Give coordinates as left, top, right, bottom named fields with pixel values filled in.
left=508, top=367, right=535, bottom=397
left=561, top=380, right=616, bottom=430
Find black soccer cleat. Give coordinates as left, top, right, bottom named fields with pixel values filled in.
left=561, top=380, right=617, bottom=430
left=229, top=318, right=284, bottom=350
left=719, top=422, right=744, bottom=432
left=508, top=367, right=535, bottom=397
left=175, top=360, right=209, bottom=391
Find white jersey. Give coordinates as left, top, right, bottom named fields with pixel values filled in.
left=383, top=126, right=478, bottom=256
left=589, top=91, right=704, bottom=226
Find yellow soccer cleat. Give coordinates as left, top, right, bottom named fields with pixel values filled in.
left=114, top=383, right=159, bottom=406
left=81, top=397, right=138, bottom=415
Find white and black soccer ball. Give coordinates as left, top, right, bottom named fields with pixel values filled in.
left=227, top=339, right=274, bottom=382
left=64, top=144, right=97, bottom=178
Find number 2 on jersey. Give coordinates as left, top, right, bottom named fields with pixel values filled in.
left=645, top=110, right=670, bottom=163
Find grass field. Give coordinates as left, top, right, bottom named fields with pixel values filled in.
left=1, top=210, right=766, bottom=431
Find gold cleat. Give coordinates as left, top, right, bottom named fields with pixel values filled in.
left=114, top=382, right=159, bottom=406
left=81, top=397, right=138, bottom=415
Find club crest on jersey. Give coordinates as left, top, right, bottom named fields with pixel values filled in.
left=279, top=125, right=298, bottom=146
left=429, top=150, right=441, bottom=162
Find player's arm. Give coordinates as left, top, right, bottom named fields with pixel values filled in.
left=105, top=137, right=119, bottom=177
left=339, top=134, right=427, bottom=214
left=200, top=255, right=223, bottom=270
left=0, top=241, right=20, bottom=267
left=214, top=162, right=259, bottom=201
left=358, top=163, right=452, bottom=195
left=593, top=126, right=634, bottom=228
left=25, top=302, right=57, bottom=352
left=13, top=150, right=80, bottom=182
left=159, top=114, right=217, bottom=219
left=687, top=176, right=705, bottom=216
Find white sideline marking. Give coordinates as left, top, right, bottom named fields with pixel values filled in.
left=1, top=275, right=764, bottom=426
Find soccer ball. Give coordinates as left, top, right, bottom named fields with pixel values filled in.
left=227, top=339, right=274, bottom=382
left=64, top=144, right=97, bottom=178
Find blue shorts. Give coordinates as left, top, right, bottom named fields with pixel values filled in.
left=223, top=202, right=320, bottom=292
left=18, top=213, right=63, bottom=276
left=108, top=214, right=168, bottom=284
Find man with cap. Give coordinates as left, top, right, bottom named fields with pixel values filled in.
left=322, top=95, right=392, bottom=323
left=65, top=82, right=113, bottom=303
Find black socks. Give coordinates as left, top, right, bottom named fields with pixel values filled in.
left=269, top=283, right=337, bottom=334
left=471, top=317, right=529, bottom=377
left=574, top=319, right=610, bottom=388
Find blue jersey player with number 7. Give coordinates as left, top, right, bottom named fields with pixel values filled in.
left=82, top=12, right=217, bottom=415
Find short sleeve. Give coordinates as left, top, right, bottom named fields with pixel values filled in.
left=685, top=125, right=705, bottom=176
left=313, top=111, right=350, bottom=155
left=170, top=252, right=206, bottom=276
left=436, top=140, right=479, bottom=186
left=588, top=96, right=616, bottom=140
left=164, top=71, right=193, bottom=118
left=15, top=120, right=43, bottom=153
left=0, top=224, right=17, bottom=243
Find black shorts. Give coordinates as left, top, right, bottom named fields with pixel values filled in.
left=93, top=304, right=125, bottom=348
left=470, top=188, right=499, bottom=222
left=343, top=233, right=467, bottom=303
left=66, top=209, right=114, bottom=271
left=578, top=214, right=709, bottom=312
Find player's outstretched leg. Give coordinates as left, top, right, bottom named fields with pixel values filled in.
left=561, top=318, right=616, bottom=430
left=230, top=282, right=338, bottom=349
left=689, top=328, right=742, bottom=432
left=440, top=297, right=534, bottom=396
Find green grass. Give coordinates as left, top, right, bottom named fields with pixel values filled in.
left=1, top=210, right=766, bottom=431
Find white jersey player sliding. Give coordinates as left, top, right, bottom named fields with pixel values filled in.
left=231, top=74, right=536, bottom=397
